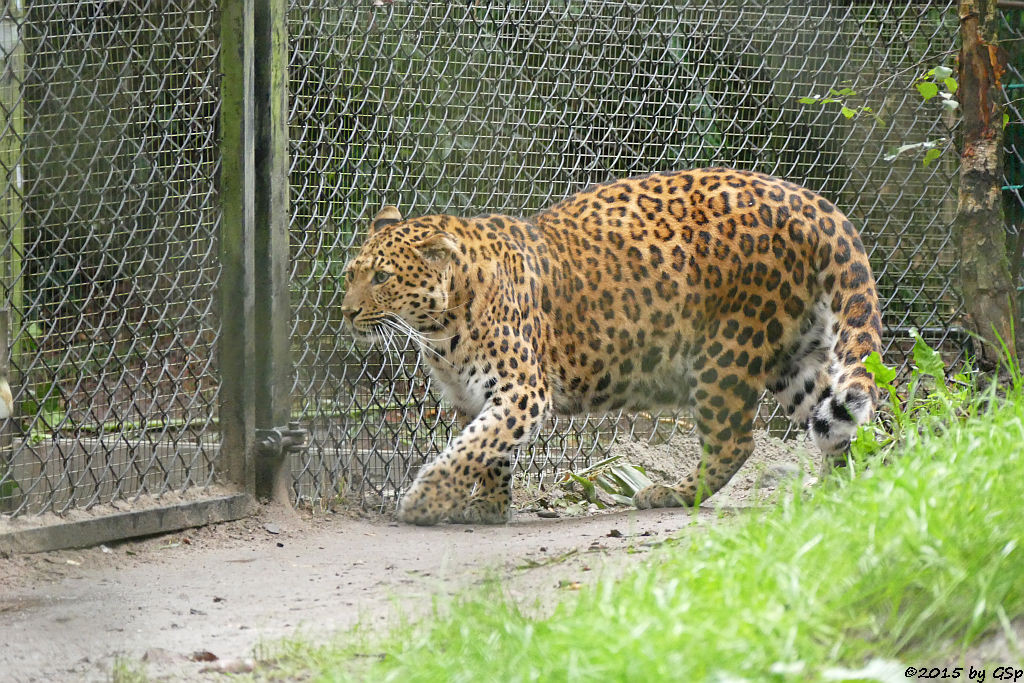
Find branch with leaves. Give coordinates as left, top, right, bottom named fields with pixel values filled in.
left=798, top=65, right=960, bottom=168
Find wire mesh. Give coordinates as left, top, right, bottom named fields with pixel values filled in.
left=1002, top=9, right=1024, bottom=322
left=286, top=1, right=973, bottom=510
left=0, top=1, right=222, bottom=517
left=2, top=1, right=1007, bottom=521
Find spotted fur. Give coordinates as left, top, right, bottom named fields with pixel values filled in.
left=341, top=169, right=882, bottom=525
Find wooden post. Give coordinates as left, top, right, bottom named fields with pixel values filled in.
left=218, top=0, right=256, bottom=494
left=957, top=0, right=1021, bottom=366
left=253, top=0, right=293, bottom=503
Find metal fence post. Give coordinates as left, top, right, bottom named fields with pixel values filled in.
left=219, top=0, right=256, bottom=495
left=254, top=0, right=293, bottom=502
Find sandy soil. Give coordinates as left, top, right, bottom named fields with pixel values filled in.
left=0, top=430, right=931, bottom=681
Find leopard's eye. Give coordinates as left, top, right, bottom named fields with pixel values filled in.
left=372, top=270, right=392, bottom=285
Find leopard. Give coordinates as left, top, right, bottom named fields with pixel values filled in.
left=340, top=168, right=883, bottom=526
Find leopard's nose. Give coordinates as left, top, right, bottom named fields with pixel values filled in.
left=340, top=303, right=360, bottom=321
left=340, top=286, right=361, bottom=321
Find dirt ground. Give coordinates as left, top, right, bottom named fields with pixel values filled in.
left=0, top=432, right=855, bottom=681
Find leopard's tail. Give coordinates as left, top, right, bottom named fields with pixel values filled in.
left=809, top=247, right=883, bottom=459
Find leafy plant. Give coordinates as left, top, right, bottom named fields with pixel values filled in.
left=559, top=454, right=653, bottom=508
left=798, top=65, right=959, bottom=167
left=881, top=67, right=959, bottom=167
left=854, top=330, right=976, bottom=457
left=798, top=86, right=882, bottom=123
left=914, top=65, right=959, bottom=110
left=882, top=138, right=946, bottom=167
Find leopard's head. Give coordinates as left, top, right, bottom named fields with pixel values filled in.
left=341, top=206, right=459, bottom=344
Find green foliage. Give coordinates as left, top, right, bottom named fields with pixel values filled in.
left=798, top=86, right=882, bottom=123
left=882, top=139, right=946, bottom=167
left=798, top=65, right=958, bottom=168
left=887, top=67, right=957, bottom=167
left=292, top=3, right=846, bottom=226
left=914, top=65, right=959, bottom=108
left=1000, top=9, right=1024, bottom=320
left=854, top=331, right=976, bottom=458
left=110, top=657, right=149, bottom=683
left=560, top=455, right=654, bottom=508
left=22, top=5, right=219, bottom=319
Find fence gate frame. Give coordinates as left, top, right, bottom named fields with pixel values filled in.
left=0, top=0, right=296, bottom=554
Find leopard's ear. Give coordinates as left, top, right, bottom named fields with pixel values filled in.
left=413, top=232, right=458, bottom=267
left=370, top=206, right=402, bottom=234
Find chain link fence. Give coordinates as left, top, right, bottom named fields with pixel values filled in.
left=1, top=1, right=1019, bottom=530
left=0, top=1, right=222, bottom=518
left=1002, top=10, right=1024, bottom=322
left=285, top=0, right=974, bottom=509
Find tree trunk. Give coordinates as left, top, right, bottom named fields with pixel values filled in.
left=957, top=0, right=1021, bottom=368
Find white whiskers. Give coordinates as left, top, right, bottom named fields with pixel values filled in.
left=378, top=314, right=458, bottom=371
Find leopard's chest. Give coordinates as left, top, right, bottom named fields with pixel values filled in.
left=423, top=357, right=490, bottom=417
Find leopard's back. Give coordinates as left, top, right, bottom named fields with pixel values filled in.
left=530, top=169, right=881, bottom=462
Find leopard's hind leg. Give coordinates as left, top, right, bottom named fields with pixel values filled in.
left=634, top=358, right=760, bottom=508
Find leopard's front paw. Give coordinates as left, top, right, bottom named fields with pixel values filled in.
left=633, top=484, right=691, bottom=509
left=396, top=497, right=446, bottom=526
left=396, top=472, right=455, bottom=526
left=447, top=495, right=511, bottom=525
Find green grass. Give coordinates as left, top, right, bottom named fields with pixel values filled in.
left=110, top=656, right=149, bottom=683
left=254, top=372, right=1024, bottom=682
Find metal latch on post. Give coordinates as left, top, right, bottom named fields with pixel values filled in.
left=255, top=422, right=307, bottom=458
